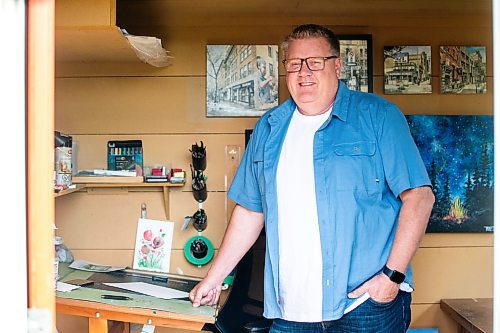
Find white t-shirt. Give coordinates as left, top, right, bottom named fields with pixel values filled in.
left=276, top=107, right=332, bottom=322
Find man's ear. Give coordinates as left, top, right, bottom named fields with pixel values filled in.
left=335, top=57, right=342, bottom=77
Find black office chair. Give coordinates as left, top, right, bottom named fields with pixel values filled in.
left=203, top=232, right=271, bottom=333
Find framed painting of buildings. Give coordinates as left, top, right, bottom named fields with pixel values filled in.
left=440, top=46, right=486, bottom=94
left=338, top=35, right=373, bottom=92
left=406, top=115, right=493, bottom=233
left=206, top=45, right=279, bottom=117
left=384, top=46, right=432, bottom=94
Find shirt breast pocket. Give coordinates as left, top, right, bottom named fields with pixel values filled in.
left=330, top=141, right=380, bottom=191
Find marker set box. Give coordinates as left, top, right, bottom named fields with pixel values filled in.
left=107, top=140, right=144, bottom=176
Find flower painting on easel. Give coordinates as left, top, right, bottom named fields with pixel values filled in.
left=133, top=218, right=174, bottom=273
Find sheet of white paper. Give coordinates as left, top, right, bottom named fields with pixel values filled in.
left=141, top=325, right=155, bottom=333
left=56, top=281, right=81, bottom=292
left=103, top=282, right=189, bottom=299
left=69, top=259, right=126, bottom=272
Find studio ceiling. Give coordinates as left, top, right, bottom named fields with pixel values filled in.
left=117, top=0, right=492, bottom=27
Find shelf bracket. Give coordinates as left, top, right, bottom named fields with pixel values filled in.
left=162, top=186, right=170, bottom=220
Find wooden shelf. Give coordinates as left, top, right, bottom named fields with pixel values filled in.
left=55, top=181, right=185, bottom=219
left=83, top=182, right=184, bottom=188
left=54, top=184, right=85, bottom=198
left=56, top=26, right=139, bottom=63
left=55, top=0, right=168, bottom=66
left=55, top=1, right=138, bottom=64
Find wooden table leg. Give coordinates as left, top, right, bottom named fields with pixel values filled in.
left=108, top=321, right=125, bottom=333
left=89, top=317, right=107, bottom=333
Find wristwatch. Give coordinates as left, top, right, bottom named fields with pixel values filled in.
left=382, top=265, right=406, bottom=284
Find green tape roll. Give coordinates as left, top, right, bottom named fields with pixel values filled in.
left=184, top=235, right=214, bottom=266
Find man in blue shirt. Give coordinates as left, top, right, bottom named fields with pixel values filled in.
left=190, top=24, right=435, bottom=333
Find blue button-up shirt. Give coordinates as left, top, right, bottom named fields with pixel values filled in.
left=228, top=81, right=431, bottom=321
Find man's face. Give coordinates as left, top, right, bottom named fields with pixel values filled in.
left=285, top=37, right=342, bottom=115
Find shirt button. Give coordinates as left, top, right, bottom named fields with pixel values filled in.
left=353, top=146, right=359, bottom=151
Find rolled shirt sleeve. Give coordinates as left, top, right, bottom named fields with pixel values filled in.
left=377, top=103, right=431, bottom=198
left=228, top=129, right=263, bottom=213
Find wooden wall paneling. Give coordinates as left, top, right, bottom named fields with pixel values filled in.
left=56, top=73, right=491, bottom=137
left=66, top=249, right=133, bottom=268
left=56, top=25, right=289, bottom=77
left=411, top=303, right=458, bottom=333
left=373, top=77, right=493, bottom=115
left=55, top=24, right=492, bottom=78
left=56, top=28, right=139, bottom=62
left=420, top=233, right=493, bottom=248
left=55, top=0, right=114, bottom=27
left=411, top=247, right=493, bottom=303
left=56, top=77, right=259, bottom=134
left=70, top=249, right=216, bottom=278
left=57, top=192, right=165, bottom=249
left=56, top=192, right=228, bottom=250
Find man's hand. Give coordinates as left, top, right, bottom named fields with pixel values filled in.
left=347, top=273, right=399, bottom=303
left=189, top=205, right=264, bottom=307
left=189, top=278, right=222, bottom=307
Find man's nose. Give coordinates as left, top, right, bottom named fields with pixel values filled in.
left=298, top=60, right=312, bottom=75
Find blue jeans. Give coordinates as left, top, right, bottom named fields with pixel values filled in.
left=270, top=291, right=411, bottom=333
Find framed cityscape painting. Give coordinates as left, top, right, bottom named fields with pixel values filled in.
left=338, top=35, right=373, bottom=92
left=440, top=46, right=486, bottom=94
left=406, top=115, right=493, bottom=233
left=384, top=46, right=432, bottom=94
left=207, top=45, right=279, bottom=117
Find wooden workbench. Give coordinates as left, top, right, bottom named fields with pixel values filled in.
left=440, top=298, right=493, bottom=333
left=57, top=297, right=213, bottom=332
left=56, top=264, right=218, bottom=333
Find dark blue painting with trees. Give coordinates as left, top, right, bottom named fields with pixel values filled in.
left=406, top=115, right=494, bottom=233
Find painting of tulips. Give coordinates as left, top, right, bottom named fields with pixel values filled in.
left=133, top=218, right=174, bottom=273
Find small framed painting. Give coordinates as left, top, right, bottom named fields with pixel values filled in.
left=133, top=218, right=175, bottom=273
left=384, top=46, right=432, bottom=94
left=207, top=44, right=279, bottom=117
left=440, top=46, right=486, bottom=94
left=338, top=35, right=373, bottom=93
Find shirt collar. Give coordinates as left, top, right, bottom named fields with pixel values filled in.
left=267, top=80, right=351, bottom=125
left=331, top=81, right=349, bottom=122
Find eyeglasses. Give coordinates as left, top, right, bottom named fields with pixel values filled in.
left=282, top=56, right=338, bottom=73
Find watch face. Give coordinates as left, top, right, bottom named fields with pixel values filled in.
left=383, top=266, right=405, bottom=284
left=391, top=270, right=405, bottom=284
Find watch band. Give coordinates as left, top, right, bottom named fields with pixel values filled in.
left=382, top=265, right=406, bottom=284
